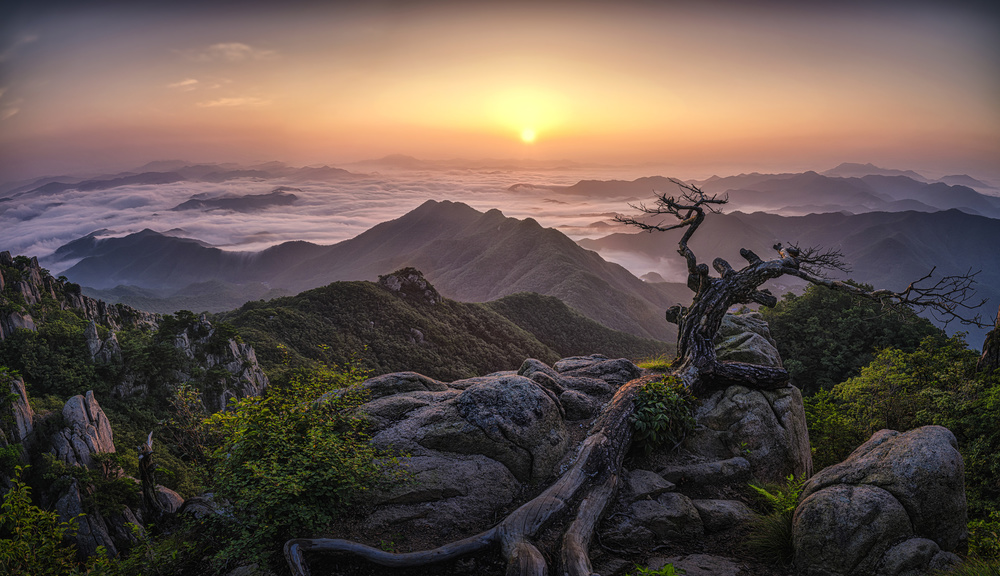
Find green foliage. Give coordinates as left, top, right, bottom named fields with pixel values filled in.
left=39, top=453, right=141, bottom=515
left=628, top=564, right=686, bottom=575
left=201, top=362, right=405, bottom=570
left=631, top=376, right=697, bottom=454
left=0, top=308, right=108, bottom=398
left=749, top=474, right=805, bottom=514
left=936, top=559, right=1000, bottom=576
left=803, top=388, right=867, bottom=470
left=215, top=281, right=562, bottom=382
left=760, top=282, right=943, bottom=393
left=969, top=512, right=1000, bottom=562
left=637, top=354, right=674, bottom=372
left=485, top=292, right=673, bottom=360
left=805, top=334, right=1000, bottom=518
left=745, top=474, right=804, bottom=565
left=746, top=509, right=796, bottom=565
left=0, top=466, right=110, bottom=575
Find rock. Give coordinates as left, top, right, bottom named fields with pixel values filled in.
left=362, top=454, right=518, bottom=536
left=361, top=368, right=572, bottom=535
left=878, top=538, right=948, bottom=576
left=691, top=499, right=755, bottom=533
left=714, top=312, right=782, bottom=367
left=690, top=384, right=812, bottom=483
left=377, top=267, right=441, bottom=305
left=56, top=478, right=119, bottom=558
left=156, top=486, right=185, bottom=513
left=360, top=371, right=449, bottom=400
left=553, top=355, right=609, bottom=372
left=626, top=469, right=676, bottom=500
left=800, top=426, right=966, bottom=551
left=628, top=492, right=704, bottom=539
left=659, top=456, right=751, bottom=489
left=977, top=306, right=1000, bottom=374
left=559, top=357, right=641, bottom=388
left=559, top=389, right=597, bottom=420
left=649, top=554, right=747, bottom=576
left=794, top=484, right=913, bottom=576
left=794, top=426, right=967, bottom=576
left=3, top=373, right=35, bottom=452
left=52, top=391, right=116, bottom=469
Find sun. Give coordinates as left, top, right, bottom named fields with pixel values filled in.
left=520, top=128, right=536, bottom=144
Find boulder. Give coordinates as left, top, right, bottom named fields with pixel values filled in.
left=627, top=492, right=704, bottom=539
left=714, top=312, right=782, bottom=367
left=794, top=426, right=967, bottom=576
left=800, top=426, right=966, bottom=550
left=691, top=499, right=755, bottom=533
left=688, top=384, right=812, bottom=483
left=794, top=484, right=914, bottom=575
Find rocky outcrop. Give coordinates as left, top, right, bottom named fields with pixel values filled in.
left=0, top=250, right=157, bottom=341
left=357, top=356, right=636, bottom=535
left=85, top=320, right=122, bottom=363
left=168, top=315, right=269, bottom=412
left=378, top=267, right=441, bottom=305
left=793, top=426, right=965, bottom=576
left=978, top=305, right=1000, bottom=374
left=51, top=391, right=116, bottom=469
left=1, top=374, right=35, bottom=485
left=49, top=391, right=146, bottom=558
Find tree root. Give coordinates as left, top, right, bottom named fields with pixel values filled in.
left=284, top=376, right=653, bottom=576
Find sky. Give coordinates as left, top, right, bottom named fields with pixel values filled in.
left=1, top=0, right=998, bottom=182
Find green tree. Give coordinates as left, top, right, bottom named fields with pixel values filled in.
left=761, top=282, right=943, bottom=393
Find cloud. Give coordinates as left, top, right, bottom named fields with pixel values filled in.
left=1, top=107, right=19, bottom=121
left=196, top=96, right=271, bottom=108
left=0, top=34, right=39, bottom=63
left=184, top=42, right=277, bottom=62
left=168, top=78, right=199, bottom=90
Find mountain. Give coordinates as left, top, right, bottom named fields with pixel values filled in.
left=821, top=162, right=929, bottom=181
left=215, top=269, right=671, bottom=381
left=170, top=188, right=299, bottom=212
left=54, top=201, right=691, bottom=340
left=938, top=174, right=996, bottom=190
left=579, top=209, right=1000, bottom=347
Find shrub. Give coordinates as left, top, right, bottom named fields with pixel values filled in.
left=631, top=376, right=696, bottom=454
left=201, top=361, right=406, bottom=570
left=0, top=466, right=109, bottom=575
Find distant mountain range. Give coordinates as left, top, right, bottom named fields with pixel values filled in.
left=52, top=200, right=690, bottom=341
left=579, top=208, right=1000, bottom=347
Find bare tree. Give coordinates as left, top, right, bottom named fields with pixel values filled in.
left=284, top=180, right=986, bottom=576
left=615, top=179, right=986, bottom=392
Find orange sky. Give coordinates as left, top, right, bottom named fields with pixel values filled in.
left=1, top=1, right=998, bottom=180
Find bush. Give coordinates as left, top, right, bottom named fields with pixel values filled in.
left=201, top=362, right=406, bottom=570
left=0, top=466, right=110, bottom=575
left=631, top=376, right=696, bottom=454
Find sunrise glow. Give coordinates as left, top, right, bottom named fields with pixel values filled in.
left=0, top=2, right=997, bottom=179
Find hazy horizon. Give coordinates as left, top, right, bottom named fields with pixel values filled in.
left=2, top=1, right=998, bottom=182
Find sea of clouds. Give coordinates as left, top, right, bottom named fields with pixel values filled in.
left=0, top=166, right=684, bottom=279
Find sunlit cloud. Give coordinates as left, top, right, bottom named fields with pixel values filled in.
left=196, top=96, right=271, bottom=108
left=168, top=78, right=199, bottom=91
left=183, top=42, right=277, bottom=63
